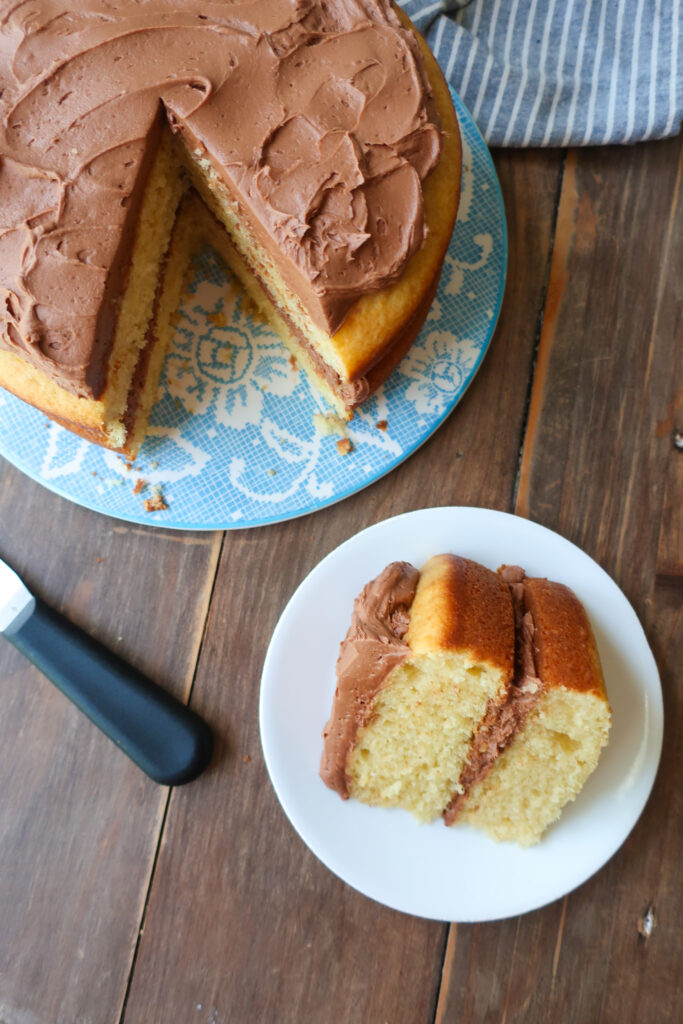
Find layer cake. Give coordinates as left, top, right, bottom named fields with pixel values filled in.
left=0, top=1, right=461, bottom=455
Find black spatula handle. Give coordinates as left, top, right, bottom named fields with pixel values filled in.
left=4, top=598, right=213, bottom=785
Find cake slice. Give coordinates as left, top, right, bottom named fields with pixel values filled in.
left=445, top=567, right=612, bottom=845
left=321, top=555, right=612, bottom=846
left=320, top=555, right=515, bottom=821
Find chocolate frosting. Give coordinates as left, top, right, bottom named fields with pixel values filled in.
left=444, top=565, right=544, bottom=825
left=0, top=1, right=441, bottom=397
left=320, top=560, right=419, bottom=797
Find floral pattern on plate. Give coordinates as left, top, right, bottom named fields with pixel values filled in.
left=0, top=91, right=507, bottom=530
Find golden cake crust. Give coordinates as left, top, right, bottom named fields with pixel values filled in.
left=525, top=577, right=608, bottom=700
left=453, top=575, right=611, bottom=844
left=329, top=12, right=461, bottom=383
left=408, top=554, right=515, bottom=675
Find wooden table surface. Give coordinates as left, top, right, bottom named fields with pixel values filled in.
left=1, top=133, right=681, bottom=1024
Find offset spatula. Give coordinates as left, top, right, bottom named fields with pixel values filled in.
left=0, top=556, right=213, bottom=785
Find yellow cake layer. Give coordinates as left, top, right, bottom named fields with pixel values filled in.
left=457, top=688, right=611, bottom=845
left=347, top=650, right=509, bottom=821
left=0, top=131, right=184, bottom=454
left=347, top=555, right=513, bottom=822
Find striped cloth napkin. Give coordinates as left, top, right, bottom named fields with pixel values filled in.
left=399, top=0, right=682, bottom=145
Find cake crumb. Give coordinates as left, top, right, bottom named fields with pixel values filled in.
left=133, top=478, right=147, bottom=495
left=336, top=438, right=353, bottom=456
left=243, top=755, right=251, bottom=763
left=208, top=311, right=227, bottom=328
left=376, top=419, right=388, bottom=431
left=313, top=412, right=347, bottom=438
left=96, top=558, right=103, bottom=564
left=143, top=487, right=168, bottom=513
left=241, top=292, right=264, bottom=322
left=289, top=355, right=298, bottom=371
left=267, top=469, right=276, bottom=476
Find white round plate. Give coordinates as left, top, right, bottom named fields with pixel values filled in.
left=259, top=507, right=663, bottom=921
left=0, top=91, right=506, bottom=530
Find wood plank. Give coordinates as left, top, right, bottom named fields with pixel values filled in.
left=436, top=135, right=682, bottom=1023
left=121, top=150, right=565, bottom=1024
left=0, top=464, right=221, bottom=1024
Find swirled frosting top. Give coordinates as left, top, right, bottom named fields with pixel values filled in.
left=0, top=0, right=442, bottom=397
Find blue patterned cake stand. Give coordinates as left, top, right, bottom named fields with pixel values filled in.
left=0, top=91, right=507, bottom=531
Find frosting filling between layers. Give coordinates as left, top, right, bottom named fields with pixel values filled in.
left=444, top=565, right=544, bottom=825
left=320, top=560, right=420, bottom=797
left=0, top=0, right=442, bottom=398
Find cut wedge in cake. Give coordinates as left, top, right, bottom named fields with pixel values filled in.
left=446, top=567, right=612, bottom=846
left=320, top=555, right=515, bottom=821
left=0, top=2, right=461, bottom=457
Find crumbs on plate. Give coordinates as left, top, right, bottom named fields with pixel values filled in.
left=313, top=411, right=347, bottom=438
left=143, top=486, right=168, bottom=513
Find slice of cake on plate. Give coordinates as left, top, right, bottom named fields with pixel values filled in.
left=321, top=555, right=611, bottom=844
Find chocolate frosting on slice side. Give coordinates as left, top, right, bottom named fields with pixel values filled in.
left=444, top=565, right=544, bottom=825
left=320, top=560, right=420, bottom=798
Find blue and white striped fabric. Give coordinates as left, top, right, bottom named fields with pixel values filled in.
left=400, top=0, right=682, bottom=145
